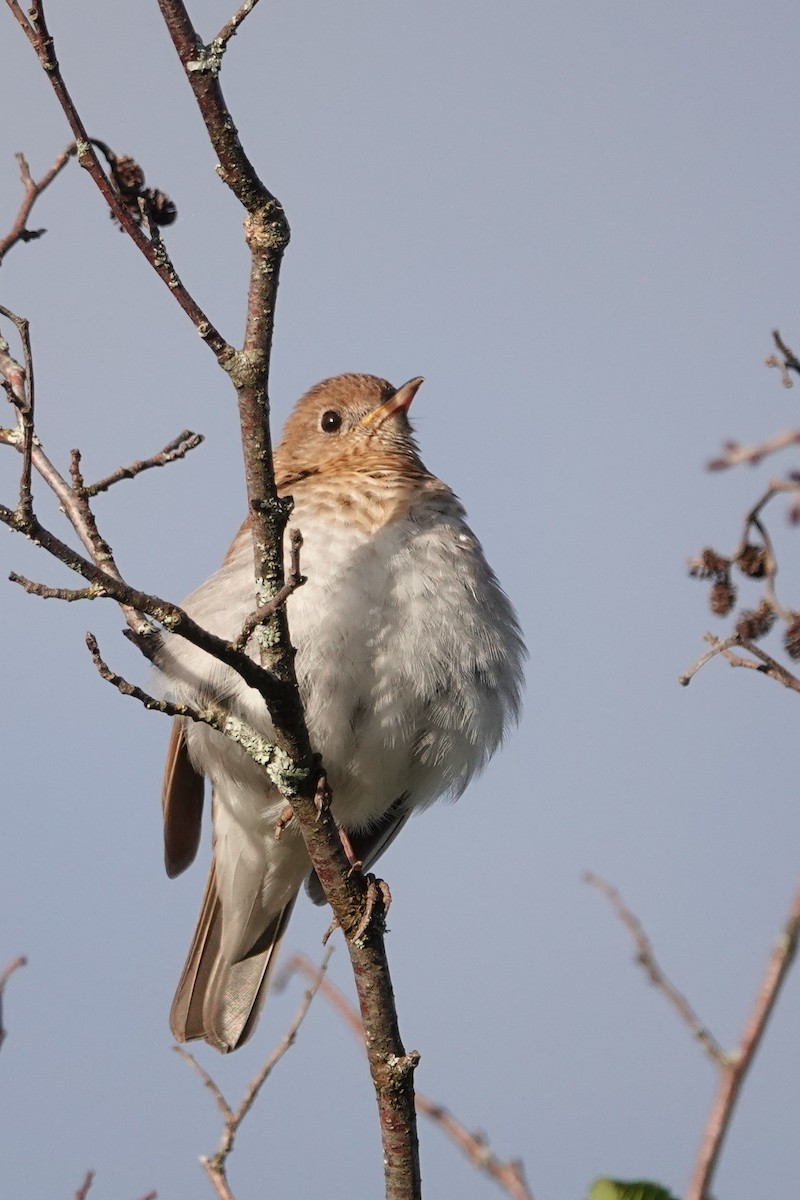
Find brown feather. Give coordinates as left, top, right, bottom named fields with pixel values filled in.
left=162, top=720, right=205, bottom=879
left=170, top=857, right=298, bottom=1052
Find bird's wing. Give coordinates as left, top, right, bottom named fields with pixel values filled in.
left=304, top=794, right=412, bottom=906
left=162, top=719, right=205, bottom=879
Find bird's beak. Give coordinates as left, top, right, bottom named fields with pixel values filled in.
left=360, top=376, right=424, bottom=428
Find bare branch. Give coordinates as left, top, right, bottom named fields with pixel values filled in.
left=233, top=528, right=305, bottom=650
left=0, top=305, right=34, bottom=521
left=176, top=949, right=333, bottom=1200
left=680, top=632, right=800, bottom=693
left=687, top=881, right=800, bottom=1200
left=73, top=1170, right=94, bottom=1200
left=0, top=955, right=27, bottom=1052
left=84, top=430, right=204, bottom=497
left=584, top=873, right=726, bottom=1067
left=679, top=632, right=741, bottom=687
left=708, top=430, right=800, bottom=471
left=212, top=0, right=263, bottom=55
left=4, top=2, right=230, bottom=360
left=769, top=328, right=800, bottom=382
left=9, top=573, right=105, bottom=601
left=278, top=955, right=536, bottom=1200
left=0, top=146, right=75, bottom=265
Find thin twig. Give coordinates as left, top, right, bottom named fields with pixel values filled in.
left=212, top=0, right=263, bottom=54
left=9, top=573, right=105, bottom=601
left=233, top=528, right=305, bottom=649
left=278, top=955, right=536, bottom=1200
left=74, top=1170, right=95, bottom=1200
left=584, top=873, right=726, bottom=1066
left=0, top=304, right=34, bottom=521
left=85, top=430, right=204, bottom=496
left=686, top=881, right=800, bottom=1200
left=707, top=430, right=800, bottom=470
left=0, top=955, right=27, bottom=1051
left=678, top=632, right=741, bottom=687
left=4, top=1, right=231, bottom=360
left=680, top=632, right=800, bottom=693
left=175, top=949, right=333, bottom=1200
left=716, top=635, right=800, bottom=693
left=0, top=145, right=76, bottom=265
left=771, top=328, right=800, bottom=380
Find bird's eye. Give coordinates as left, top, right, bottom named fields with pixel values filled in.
left=320, top=410, right=342, bottom=433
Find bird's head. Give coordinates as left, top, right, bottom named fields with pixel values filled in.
left=276, top=373, right=425, bottom=483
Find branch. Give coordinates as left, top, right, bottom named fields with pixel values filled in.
left=765, top=327, right=800, bottom=386
left=232, top=527, right=305, bottom=650
left=584, top=874, right=725, bottom=1067
left=74, top=1171, right=94, bottom=1200
left=0, top=146, right=75, bottom=265
left=212, top=0, right=263, bottom=56
left=686, top=881, right=800, bottom=1200
left=175, top=949, right=333, bottom=1200
left=84, top=430, right=204, bottom=497
left=680, top=632, right=800, bottom=693
left=4, top=2, right=230, bottom=361
left=279, top=955, right=536, bottom=1200
left=0, top=955, right=27, bottom=1052
left=707, top=429, right=800, bottom=471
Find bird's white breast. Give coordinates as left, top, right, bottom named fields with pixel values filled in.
left=163, top=484, right=524, bottom=835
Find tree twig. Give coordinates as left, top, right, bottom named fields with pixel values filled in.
left=4, top=1, right=230, bottom=360
left=212, top=0, right=263, bottom=55
left=680, top=632, right=800, bottom=693
left=686, top=881, right=800, bottom=1200
left=175, top=948, right=333, bottom=1200
left=0, top=146, right=75, bottom=265
left=707, top=430, right=800, bottom=471
left=85, top=430, right=204, bottom=496
left=584, top=874, right=726, bottom=1067
left=0, top=955, right=27, bottom=1052
left=73, top=1170, right=94, bottom=1200
left=278, top=954, right=536, bottom=1200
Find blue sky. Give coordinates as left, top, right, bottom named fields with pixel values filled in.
left=2, top=3, right=800, bottom=1198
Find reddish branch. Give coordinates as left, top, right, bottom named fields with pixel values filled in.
left=687, top=881, right=800, bottom=1200
left=5, top=2, right=229, bottom=360
left=0, top=147, right=74, bottom=264
left=587, top=873, right=800, bottom=1200
left=584, top=875, right=724, bottom=1065
left=0, top=955, right=27, bottom=1051
left=281, top=954, right=535, bottom=1200
left=3, top=3, right=423, bottom=1195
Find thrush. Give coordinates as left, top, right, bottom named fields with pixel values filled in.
left=160, top=373, right=525, bottom=1052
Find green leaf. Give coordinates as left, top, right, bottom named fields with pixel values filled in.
left=587, top=1178, right=680, bottom=1200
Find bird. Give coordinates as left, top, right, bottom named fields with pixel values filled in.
left=159, top=372, right=526, bottom=1052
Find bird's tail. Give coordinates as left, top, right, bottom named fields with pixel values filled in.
left=170, top=860, right=297, bottom=1053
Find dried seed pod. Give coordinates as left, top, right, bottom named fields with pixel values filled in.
left=709, top=578, right=736, bottom=617
left=143, top=188, right=177, bottom=227
left=784, top=616, right=800, bottom=660
left=112, top=155, right=145, bottom=195
left=736, top=543, right=767, bottom=579
left=735, top=600, right=775, bottom=641
left=689, top=548, right=730, bottom=580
